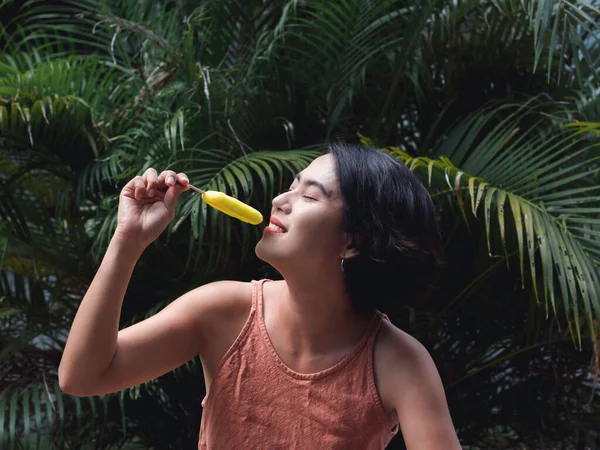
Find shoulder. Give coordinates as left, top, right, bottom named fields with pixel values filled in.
left=374, top=319, right=438, bottom=401
left=374, top=319, right=442, bottom=413
left=376, top=319, right=433, bottom=370
left=184, top=280, right=253, bottom=353
left=189, top=280, right=253, bottom=319
left=374, top=319, right=462, bottom=448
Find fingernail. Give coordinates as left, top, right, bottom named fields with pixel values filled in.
left=148, top=188, right=155, bottom=197
left=167, top=176, right=175, bottom=185
left=182, top=176, right=189, bottom=183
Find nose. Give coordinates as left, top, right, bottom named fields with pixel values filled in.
left=272, top=191, right=291, bottom=214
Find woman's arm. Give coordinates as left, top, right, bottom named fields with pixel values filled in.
left=58, top=240, right=247, bottom=397
left=377, top=325, right=462, bottom=449
left=59, top=273, right=247, bottom=397
left=58, top=168, right=248, bottom=397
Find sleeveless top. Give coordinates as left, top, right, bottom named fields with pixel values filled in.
left=198, top=279, right=399, bottom=449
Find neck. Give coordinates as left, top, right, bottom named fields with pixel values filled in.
left=272, top=264, right=373, bottom=356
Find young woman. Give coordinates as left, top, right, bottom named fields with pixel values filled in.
left=59, top=143, right=462, bottom=449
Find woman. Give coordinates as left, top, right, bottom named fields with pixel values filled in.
left=59, top=143, right=462, bottom=449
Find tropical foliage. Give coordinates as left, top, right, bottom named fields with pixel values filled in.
left=1, top=0, right=599, bottom=448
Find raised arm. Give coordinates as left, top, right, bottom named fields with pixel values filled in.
left=58, top=168, right=243, bottom=397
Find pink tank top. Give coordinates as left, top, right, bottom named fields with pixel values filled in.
left=198, top=279, right=399, bottom=449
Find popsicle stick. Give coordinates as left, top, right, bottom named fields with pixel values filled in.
left=187, top=184, right=206, bottom=194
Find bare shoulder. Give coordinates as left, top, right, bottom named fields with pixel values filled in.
left=191, top=280, right=252, bottom=323
left=375, top=319, right=432, bottom=371
left=262, top=279, right=285, bottom=302
left=374, top=319, right=462, bottom=449
left=191, top=280, right=253, bottom=353
left=374, top=319, right=436, bottom=408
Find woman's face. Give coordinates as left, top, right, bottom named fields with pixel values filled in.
left=255, top=154, right=350, bottom=273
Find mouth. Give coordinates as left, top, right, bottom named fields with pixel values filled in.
left=265, top=222, right=286, bottom=233
left=265, top=217, right=287, bottom=234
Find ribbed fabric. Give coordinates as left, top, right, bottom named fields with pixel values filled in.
left=198, top=279, right=398, bottom=449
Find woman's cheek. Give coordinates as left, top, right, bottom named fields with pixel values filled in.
left=309, top=218, right=340, bottom=243
left=294, top=203, right=343, bottom=242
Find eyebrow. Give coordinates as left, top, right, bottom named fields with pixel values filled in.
left=295, top=173, right=332, bottom=199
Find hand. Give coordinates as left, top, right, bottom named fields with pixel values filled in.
left=115, top=168, right=190, bottom=250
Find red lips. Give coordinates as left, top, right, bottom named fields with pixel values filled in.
left=269, top=217, right=287, bottom=232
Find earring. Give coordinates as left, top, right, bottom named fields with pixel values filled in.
left=341, top=258, right=345, bottom=273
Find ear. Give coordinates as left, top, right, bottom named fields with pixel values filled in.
left=343, top=246, right=360, bottom=260
left=342, top=234, right=360, bottom=260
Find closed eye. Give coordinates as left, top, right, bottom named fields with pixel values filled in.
left=282, top=188, right=317, bottom=201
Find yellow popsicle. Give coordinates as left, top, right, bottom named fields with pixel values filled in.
left=188, top=184, right=263, bottom=225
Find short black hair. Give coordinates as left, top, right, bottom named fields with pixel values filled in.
left=327, top=142, right=445, bottom=315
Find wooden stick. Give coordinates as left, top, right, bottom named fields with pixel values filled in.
left=187, top=184, right=206, bottom=194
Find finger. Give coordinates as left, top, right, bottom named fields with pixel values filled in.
left=176, top=172, right=190, bottom=190
left=144, top=168, right=159, bottom=196
left=163, top=181, right=188, bottom=217
left=132, top=176, right=147, bottom=200
left=158, top=170, right=178, bottom=189
left=130, top=191, right=166, bottom=205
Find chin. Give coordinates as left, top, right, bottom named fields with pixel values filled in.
left=255, top=241, right=287, bottom=269
left=254, top=240, right=272, bottom=263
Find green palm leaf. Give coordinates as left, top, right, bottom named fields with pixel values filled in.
left=388, top=104, right=600, bottom=349
left=283, top=0, right=426, bottom=133
left=0, top=381, right=129, bottom=449
left=518, top=0, right=600, bottom=85
left=6, top=0, right=183, bottom=67
left=478, top=1, right=600, bottom=86
left=0, top=223, right=132, bottom=448
left=2, top=0, right=600, bottom=447
left=0, top=55, right=129, bottom=161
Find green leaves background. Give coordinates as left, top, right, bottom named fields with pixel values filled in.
left=1, top=0, right=599, bottom=448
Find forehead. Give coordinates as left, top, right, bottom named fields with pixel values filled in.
left=301, top=154, right=337, bottom=187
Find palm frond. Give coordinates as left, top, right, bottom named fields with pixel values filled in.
left=0, top=221, right=134, bottom=448
left=0, top=55, right=128, bottom=149
left=8, top=0, right=183, bottom=67
left=0, top=379, right=134, bottom=449
left=283, top=0, right=427, bottom=134
left=388, top=105, right=600, bottom=349
left=492, top=0, right=600, bottom=86
left=566, top=120, right=600, bottom=136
